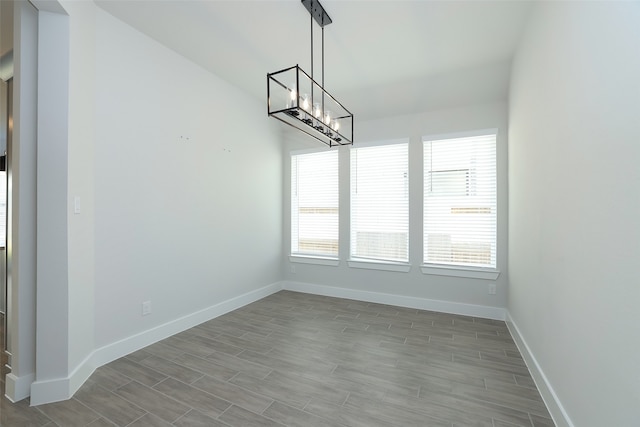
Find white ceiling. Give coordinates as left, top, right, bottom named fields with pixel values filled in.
left=95, top=0, right=534, bottom=120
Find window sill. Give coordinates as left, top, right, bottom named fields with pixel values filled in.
left=348, top=259, right=411, bottom=273
left=289, top=255, right=339, bottom=267
left=421, top=264, right=500, bottom=280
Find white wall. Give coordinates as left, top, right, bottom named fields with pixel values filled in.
left=508, top=2, right=640, bottom=426
left=283, top=102, right=508, bottom=315
left=93, top=8, right=283, bottom=348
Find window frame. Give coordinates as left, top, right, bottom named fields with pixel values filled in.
left=348, top=138, right=411, bottom=270
left=290, top=148, right=340, bottom=261
left=421, top=129, right=500, bottom=279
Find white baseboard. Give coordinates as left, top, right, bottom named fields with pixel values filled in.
left=29, top=282, right=283, bottom=406
left=5, top=372, right=35, bottom=403
left=30, top=353, right=96, bottom=406
left=505, top=311, right=574, bottom=427
left=89, top=282, right=282, bottom=368
left=282, top=280, right=506, bottom=320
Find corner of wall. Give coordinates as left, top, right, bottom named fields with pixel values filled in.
left=505, top=311, right=574, bottom=427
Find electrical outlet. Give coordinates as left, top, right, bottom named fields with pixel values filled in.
left=488, top=284, right=497, bottom=295
left=142, top=301, right=152, bottom=316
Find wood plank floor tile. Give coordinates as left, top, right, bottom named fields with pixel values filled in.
left=381, top=389, right=495, bottom=427
left=170, top=353, right=238, bottom=381
left=172, top=409, right=230, bottom=427
left=484, top=377, right=546, bottom=402
left=344, top=392, right=453, bottom=427
left=235, top=348, right=336, bottom=376
left=294, top=369, right=389, bottom=401
left=204, top=350, right=273, bottom=379
left=493, top=419, right=523, bottom=427
left=36, top=397, right=101, bottom=426
left=228, top=372, right=312, bottom=409
left=515, top=373, right=538, bottom=389
left=86, top=417, right=118, bottom=427
left=531, top=413, right=555, bottom=426
left=83, top=366, right=132, bottom=392
left=217, top=405, right=285, bottom=427
left=126, top=413, right=172, bottom=427
left=105, top=358, right=167, bottom=387
left=186, top=324, right=225, bottom=341
left=438, top=379, right=550, bottom=416
left=418, top=387, right=534, bottom=426
left=152, top=377, right=231, bottom=419
left=303, top=397, right=401, bottom=427
left=263, top=370, right=349, bottom=405
left=424, top=357, right=524, bottom=385
left=529, top=411, right=555, bottom=427
left=452, top=353, right=531, bottom=376
left=191, top=374, right=274, bottom=414
left=262, top=401, right=345, bottom=427
left=325, top=342, right=401, bottom=366
left=140, top=341, right=187, bottom=361
left=161, top=334, right=218, bottom=357
left=211, top=333, right=274, bottom=354
left=190, top=323, right=247, bottom=339
left=125, top=349, right=154, bottom=363
left=114, top=381, right=190, bottom=423
left=331, top=364, right=420, bottom=397
left=216, top=319, right=275, bottom=337
left=74, top=381, right=147, bottom=427
left=138, top=355, right=204, bottom=384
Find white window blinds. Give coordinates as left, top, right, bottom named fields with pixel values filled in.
left=291, top=150, right=339, bottom=257
left=423, top=133, right=497, bottom=268
left=351, top=142, right=409, bottom=262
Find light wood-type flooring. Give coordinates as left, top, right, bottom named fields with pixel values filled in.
left=0, top=291, right=554, bottom=426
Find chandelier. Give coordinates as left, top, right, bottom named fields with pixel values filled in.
left=267, top=0, right=353, bottom=147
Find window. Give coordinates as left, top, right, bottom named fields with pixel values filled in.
left=291, top=150, right=339, bottom=257
left=424, top=132, right=497, bottom=268
left=351, top=141, right=409, bottom=263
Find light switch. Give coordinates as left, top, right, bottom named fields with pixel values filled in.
left=74, top=196, right=81, bottom=214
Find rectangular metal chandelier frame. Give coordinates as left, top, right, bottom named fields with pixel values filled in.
left=267, top=0, right=353, bottom=147
left=268, top=65, right=353, bottom=147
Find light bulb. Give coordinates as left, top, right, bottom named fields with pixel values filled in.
left=324, top=111, right=331, bottom=125
left=286, top=86, right=296, bottom=108
left=301, top=94, right=310, bottom=111
left=333, top=120, right=340, bottom=131
left=313, top=103, right=321, bottom=118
